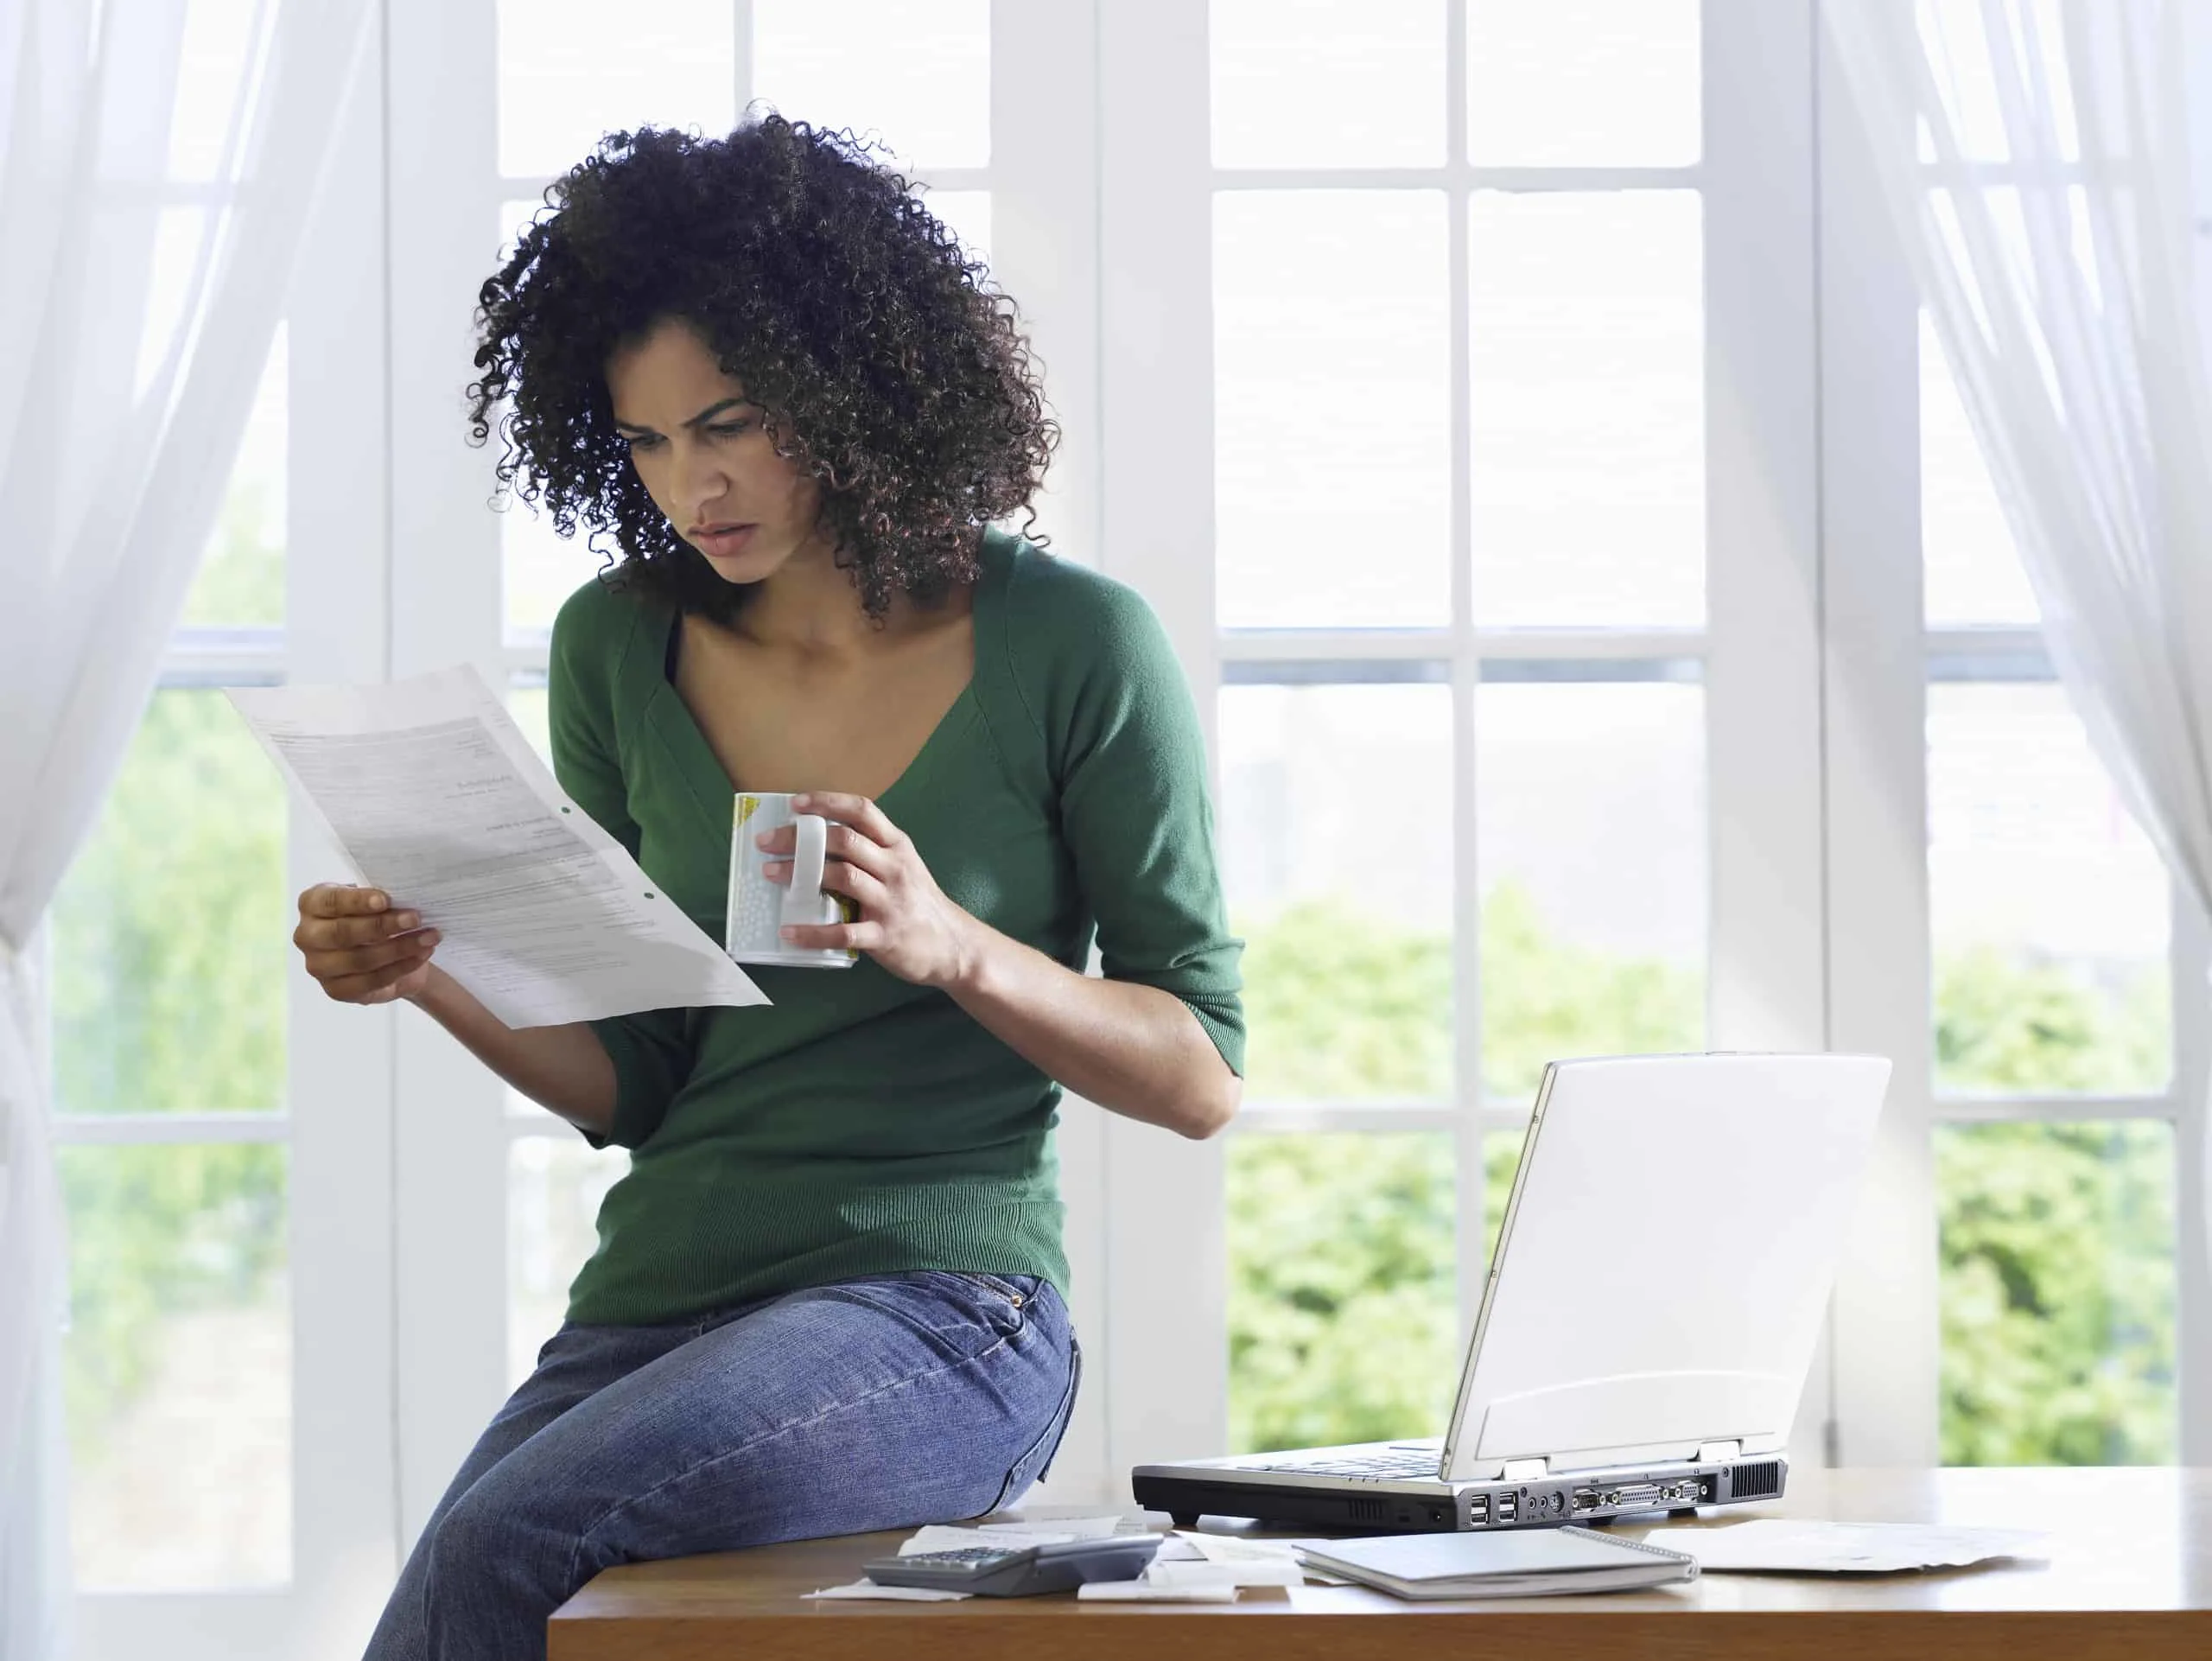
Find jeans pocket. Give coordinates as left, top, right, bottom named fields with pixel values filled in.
left=986, top=1327, right=1082, bottom=1513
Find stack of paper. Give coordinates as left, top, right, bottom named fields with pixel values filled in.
left=1298, top=1526, right=1699, bottom=1600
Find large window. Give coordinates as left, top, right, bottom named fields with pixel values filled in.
left=1206, top=0, right=1713, bottom=1450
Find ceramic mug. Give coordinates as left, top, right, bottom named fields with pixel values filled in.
left=725, top=792, right=859, bottom=969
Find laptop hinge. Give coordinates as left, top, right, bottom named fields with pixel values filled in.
left=1500, top=1457, right=1548, bottom=1482
left=1696, top=1440, right=1743, bottom=1463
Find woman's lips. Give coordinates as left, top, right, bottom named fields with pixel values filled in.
left=696, top=525, right=757, bottom=557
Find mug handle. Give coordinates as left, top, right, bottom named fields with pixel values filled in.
left=779, top=811, right=829, bottom=927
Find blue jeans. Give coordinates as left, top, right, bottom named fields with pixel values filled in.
left=363, top=1270, right=1078, bottom=1661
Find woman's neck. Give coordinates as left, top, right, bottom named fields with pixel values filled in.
left=737, top=537, right=890, bottom=653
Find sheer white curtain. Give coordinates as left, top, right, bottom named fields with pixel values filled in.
left=1824, top=0, right=2212, bottom=1427
left=0, top=1, right=372, bottom=1653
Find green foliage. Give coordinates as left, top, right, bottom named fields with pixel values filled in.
left=50, top=665, right=290, bottom=1457
left=1478, top=881, right=1705, bottom=1101
left=1229, top=889, right=2178, bottom=1463
left=1936, top=945, right=2168, bottom=1095
left=51, top=690, right=289, bottom=1116
left=1241, top=898, right=1451, bottom=1101
left=1937, top=1120, right=2174, bottom=1466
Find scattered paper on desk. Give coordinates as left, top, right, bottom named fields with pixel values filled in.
left=1174, top=1532, right=1350, bottom=1583
left=804, top=1580, right=970, bottom=1601
left=1642, top=1519, right=2050, bottom=1575
left=1146, top=1559, right=1303, bottom=1588
left=1152, top=1536, right=1206, bottom=1562
left=982, top=1515, right=1128, bottom=1540
left=1077, top=1581, right=1238, bottom=1602
left=227, top=667, right=768, bottom=1028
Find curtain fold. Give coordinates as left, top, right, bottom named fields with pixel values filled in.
left=1824, top=0, right=2212, bottom=1454
left=0, top=2, right=373, bottom=1654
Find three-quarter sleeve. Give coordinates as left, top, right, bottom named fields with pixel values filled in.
left=1022, top=565, right=1246, bottom=1073
left=547, top=581, right=695, bottom=1147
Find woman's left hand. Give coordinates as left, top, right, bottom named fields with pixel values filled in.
left=758, top=792, right=981, bottom=989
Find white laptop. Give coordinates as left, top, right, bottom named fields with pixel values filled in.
left=1134, top=1053, right=1891, bottom=1533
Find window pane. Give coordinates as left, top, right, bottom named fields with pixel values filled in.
left=1468, top=0, right=1700, bottom=167
left=1922, top=313, right=2039, bottom=627
left=1939, top=1120, right=2174, bottom=1465
left=1227, top=1132, right=1456, bottom=1453
left=1470, top=193, right=1704, bottom=626
left=1929, top=684, right=2170, bottom=1095
left=181, top=322, right=286, bottom=630
left=63, top=1143, right=289, bottom=1588
left=509, top=1136, right=629, bottom=1388
left=753, top=0, right=989, bottom=169
left=53, top=690, right=289, bottom=1115
left=1216, top=193, right=1450, bottom=628
left=1477, top=678, right=1707, bottom=1102
left=1221, top=683, right=1454, bottom=1102
left=1211, top=0, right=1446, bottom=169
left=497, top=0, right=734, bottom=177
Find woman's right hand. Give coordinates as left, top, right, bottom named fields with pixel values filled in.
left=293, top=883, right=442, bottom=1005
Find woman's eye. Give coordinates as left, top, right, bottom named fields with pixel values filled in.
left=709, top=420, right=751, bottom=439
left=623, top=434, right=660, bottom=451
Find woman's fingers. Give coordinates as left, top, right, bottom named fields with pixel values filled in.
left=790, top=792, right=903, bottom=849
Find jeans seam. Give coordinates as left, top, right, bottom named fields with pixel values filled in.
left=564, top=1324, right=1033, bottom=1584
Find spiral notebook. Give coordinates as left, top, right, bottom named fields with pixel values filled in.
left=1297, top=1526, right=1699, bottom=1600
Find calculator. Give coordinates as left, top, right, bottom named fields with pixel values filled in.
left=861, top=1536, right=1162, bottom=1597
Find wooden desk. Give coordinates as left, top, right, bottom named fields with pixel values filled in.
left=550, top=1467, right=2212, bottom=1660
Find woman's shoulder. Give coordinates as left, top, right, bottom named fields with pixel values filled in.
left=991, top=531, right=1172, bottom=667
left=551, top=566, right=664, bottom=674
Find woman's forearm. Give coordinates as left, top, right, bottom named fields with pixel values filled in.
left=403, top=965, right=618, bottom=1138
left=944, top=919, right=1240, bottom=1138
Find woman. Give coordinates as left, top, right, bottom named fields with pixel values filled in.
left=289, top=117, right=1243, bottom=1659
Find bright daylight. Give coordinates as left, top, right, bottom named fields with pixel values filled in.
left=3, top=1, right=2208, bottom=1658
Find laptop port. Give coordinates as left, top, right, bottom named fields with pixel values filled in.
left=1466, top=1496, right=1491, bottom=1525
left=1495, top=1493, right=1519, bottom=1524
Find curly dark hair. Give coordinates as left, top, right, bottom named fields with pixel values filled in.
left=466, top=115, right=1057, bottom=623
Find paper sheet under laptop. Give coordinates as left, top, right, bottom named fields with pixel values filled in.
left=226, top=665, right=768, bottom=1028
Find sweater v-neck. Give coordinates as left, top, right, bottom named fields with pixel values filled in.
left=640, top=535, right=1005, bottom=824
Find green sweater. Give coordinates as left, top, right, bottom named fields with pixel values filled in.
left=547, top=528, right=1245, bottom=1325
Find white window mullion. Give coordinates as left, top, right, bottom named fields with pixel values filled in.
left=1445, top=0, right=1487, bottom=1349
left=1096, top=0, right=1224, bottom=1489
left=1704, top=0, right=1833, bottom=1470
left=385, top=0, right=512, bottom=1554
left=282, top=3, right=404, bottom=1645
left=1815, top=0, right=1942, bottom=1467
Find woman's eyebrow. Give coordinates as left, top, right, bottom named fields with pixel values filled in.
left=611, top=397, right=753, bottom=434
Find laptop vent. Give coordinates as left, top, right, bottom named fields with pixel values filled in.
left=1345, top=1498, right=1388, bottom=1524
left=1730, top=1461, right=1782, bottom=1500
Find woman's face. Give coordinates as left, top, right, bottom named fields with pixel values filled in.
left=604, top=315, right=823, bottom=585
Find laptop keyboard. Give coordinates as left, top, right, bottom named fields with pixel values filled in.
left=1260, top=1449, right=1440, bottom=1480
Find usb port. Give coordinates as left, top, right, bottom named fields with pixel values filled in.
left=1467, top=1497, right=1490, bottom=1525
left=1496, top=1494, right=1519, bottom=1524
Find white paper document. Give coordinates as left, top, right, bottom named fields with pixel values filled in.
left=1075, top=1581, right=1237, bottom=1603
left=897, top=1519, right=1142, bottom=1557
left=1641, top=1519, right=2050, bottom=1575
left=226, top=665, right=768, bottom=1028
left=1144, top=1559, right=1303, bottom=1588
left=804, top=1581, right=970, bottom=1601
